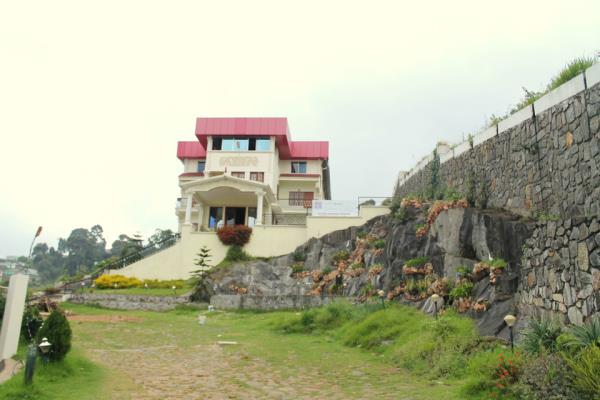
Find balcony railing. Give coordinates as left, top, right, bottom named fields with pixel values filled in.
left=263, top=213, right=307, bottom=225
left=277, top=198, right=314, bottom=209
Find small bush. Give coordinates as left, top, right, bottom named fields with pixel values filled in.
left=405, top=256, right=429, bottom=268
left=521, top=317, right=562, bottom=355
left=291, top=263, right=305, bottom=274
left=350, top=262, right=365, bottom=270
left=567, top=345, right=600, bottom=397
left=568, top=316, right=600, bottom=348
left=548, top=57, right=596, bottom=90
left=370, top=239, right=386, bottom=249
left=456, top=265, right=471, bottom=277
left=322, top=266, right=332, bottom=275
left=356, top=230, right=367, bottom=239
left=94, top=274, right=142, bottom=289
left=518, top=353, right=578, bottom=400
left=216, top=225, right=252, bottom=246
left=488, top=258, right=508, bottom=270
left=332, top=250, right=350, bottom=264
left=224, top=245, right=251, bottom=263
left=36, top=309, right=72, bottom=362
left=292, top=250, right=306, bottom=262
left=449, top=281, right=473, bottom=300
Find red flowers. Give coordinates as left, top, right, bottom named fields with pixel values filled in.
left=216, top=225, right=252, bottom=246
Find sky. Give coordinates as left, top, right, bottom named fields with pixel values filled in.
left=1, top=0, right=599, bottom=257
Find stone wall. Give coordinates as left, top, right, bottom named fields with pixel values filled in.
left=210, top=294, right=343, bottom=310
left=68, top=293, right=192, bottom=311
left=519, top=217, right=600, bottom=324
left=394, top=67, right=600, bottom=324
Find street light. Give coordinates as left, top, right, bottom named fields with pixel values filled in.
left=431, top=294, right=441, bottom=320
left=504, top=314, right=517, bottom=352
left=38, top=337, right=52, bottom=364
left=378, top=290, right=385, bottom=309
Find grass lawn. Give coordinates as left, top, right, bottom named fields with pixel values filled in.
left=0, top=303, right=481, bottom=399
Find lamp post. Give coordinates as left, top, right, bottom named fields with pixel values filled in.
left=504, top=314, right=516, bottom=352
left=378, top=290, right=385, bottom=309
left=172, top=285, right=177, bottom=295
left=431, top=293, right=440, bottom=320
left=38, top=337, right=52, bottom=364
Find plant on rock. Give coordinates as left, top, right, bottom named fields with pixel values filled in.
left=216, top=225, right=252, bottom=246
left=36, top=309, right=72, bottom=362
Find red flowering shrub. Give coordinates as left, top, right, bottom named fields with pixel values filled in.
left=491, top=352, right=522, bottom=397
left=216, top=225, right=252, bottom=246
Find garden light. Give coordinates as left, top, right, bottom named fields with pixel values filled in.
left=378, top=290, right=385, bottom=308
left=431, top=293, right=440, bottom=320
left=504, top=314, right=516, bottom=352
left=39, top=337, right=52, bottom=363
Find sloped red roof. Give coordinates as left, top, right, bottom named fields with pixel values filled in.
left=177, top=118, right=328, bottom=160
left=177, top=141, right=206, bottom=160
left=289, top=141, right=329, bottom=160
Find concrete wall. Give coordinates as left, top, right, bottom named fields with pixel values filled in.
left=118, top=206, right=390, bottom=280
left=69, top=293, right=191, bottom=311
left=210, top=294, right=345, bottom=310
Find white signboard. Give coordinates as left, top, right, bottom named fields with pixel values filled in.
left=311, top=200, right=358, bottom=217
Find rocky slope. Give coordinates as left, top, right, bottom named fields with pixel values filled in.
left=207, top=203, right=536, bottom=338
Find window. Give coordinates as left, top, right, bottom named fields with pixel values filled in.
left=249, top=172, right=264, bottom=182
left=231, top=171, right=245, bottom=179
left=211, top=137, right=270, bottom=152
left=247, top=207, right=257, bottom=227
left=289, top=191, right=314, bottom=208
left=197, top=161, right=205, bottom=173
left=208, top=207, right=224, bottom=229
left=291, top=161, right=307, bottom=174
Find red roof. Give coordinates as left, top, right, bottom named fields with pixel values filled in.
left=178, top=118, right=328, bottom=160
left=289, top=141, right=329, bottom=160
left=177, top=141, right=206, bottom=160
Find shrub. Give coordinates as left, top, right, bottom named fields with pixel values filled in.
left=456, top=265, right=471, bottom=277
left=322, top=266, right=332, bottom=275
left=370, top=239, right=386, bottom=249
left=449, top=281, right=473, bottom=300
left=356, top=230, right=367, bottom=239
left=216, top=225, right=252, bottom=246
left=405, top=256, right=429, bottom=268
left=142, top=279, right=185, bottom=289
left=224, top=245, right=251, bottom=263
left=567, top=345, right=600, bottom=397
left=568, top=316, right=600, bottom=348
left=492, top=352, right=523, bottom=397
left=291, top=263, right=305, bottom=274
left=292, top=250, right=306, bottom=262
left=332, top=250, right=350, bottom=264
left=21, top=304, right=43, bottom=341
left=443, top=187, right=464, bottom=202
left=43, top=287, right=61, bottom=295
left=36, top=309, right=72, bottom=362
left=521, top=317, right=562, bottom=355
left=488, top=258, right=508, bottom=270
left=548, top=57, right=596, bottom=91
left=94, top=274, right=142, bottom=289
left=518, top=353, right=578, bottom=400
left=350, top=262, right=365, bottom=270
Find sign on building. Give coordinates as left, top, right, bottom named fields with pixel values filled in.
left=311, top=200, right=358, bottom=217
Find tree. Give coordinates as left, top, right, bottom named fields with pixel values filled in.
left=58, top=227, right=106, bottom=275
left=110, top=234, right=130, bottom=258
left=191, top=246, right=213, bottom=302
left=149, top=228, right=175, bottom=249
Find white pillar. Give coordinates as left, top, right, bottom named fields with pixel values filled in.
left=0, top=274, right=29, bottom=360
left=256, top=191, right=264, bottom=225
left=184, top=193, right=193, bottom=225
left=197, top=201, right=204, bottom=229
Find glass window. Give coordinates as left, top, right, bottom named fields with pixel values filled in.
left=197, top=161, right=205, bottom=173
left=212, top=138, right=222, bottom=150
left=291, top=161, right=307, bottom=174
left=209, top=207, right=224, bottom=229
left=256, top=137, right=270, bottom=151
left=249, top=172, right=264, bottom=182
left=221, top=138, right=235, bottom=151
left=231, top=171, right=245, bottom=179
left=289, top=191, right=313, bottom=208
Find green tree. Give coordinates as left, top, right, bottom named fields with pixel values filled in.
left=149, top=228, right=175, bottom=249
left=191, top=246, right=213, bottom=302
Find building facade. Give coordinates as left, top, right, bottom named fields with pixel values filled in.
left=114, top=117, right=389, bottom=279
left=176, top=117, right=331, bottom=231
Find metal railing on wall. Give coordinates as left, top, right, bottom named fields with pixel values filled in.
left=263, top=213, right=308, bottom=225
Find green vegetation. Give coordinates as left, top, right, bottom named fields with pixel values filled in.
left=349, top=262, right=365, bottom=270
left=520, top=317, right=562, bottom=355
left=36, top=310, right=72, bottom=362
left=405, top=256, right=429, bottom=268
left=370, top=239, right=386, bottom=249
left=292, top=249, right=306, bottom=262
left=222, top=244, right=252, bottom=264
left=291, top=263, right=305, bottom=274
left=488, top=258, right=508, bottom=270
left=428, top=148, right=441, bottom=200
left=0, top=350, right=106, bottom=400
left=449, top=281, right=473, bottom=300
left=332, top=249, right=350, bottom=264
left=567, top=345, right=600, bottom=397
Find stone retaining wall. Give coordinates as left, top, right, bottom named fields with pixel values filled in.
left=210, top=294, right=346, bottom=310
left=68, top=293, right=191, bottom=311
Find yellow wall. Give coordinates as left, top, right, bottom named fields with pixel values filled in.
left=118, top=206, right=390, bottom=280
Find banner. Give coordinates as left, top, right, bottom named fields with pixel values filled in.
left=311, top=200, right=358, bottom=217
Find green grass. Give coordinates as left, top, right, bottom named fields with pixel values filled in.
left=0, top=349, right=106, bottom=400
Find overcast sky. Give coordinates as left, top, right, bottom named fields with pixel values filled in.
left=1, top=0, right=599, bottom=257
